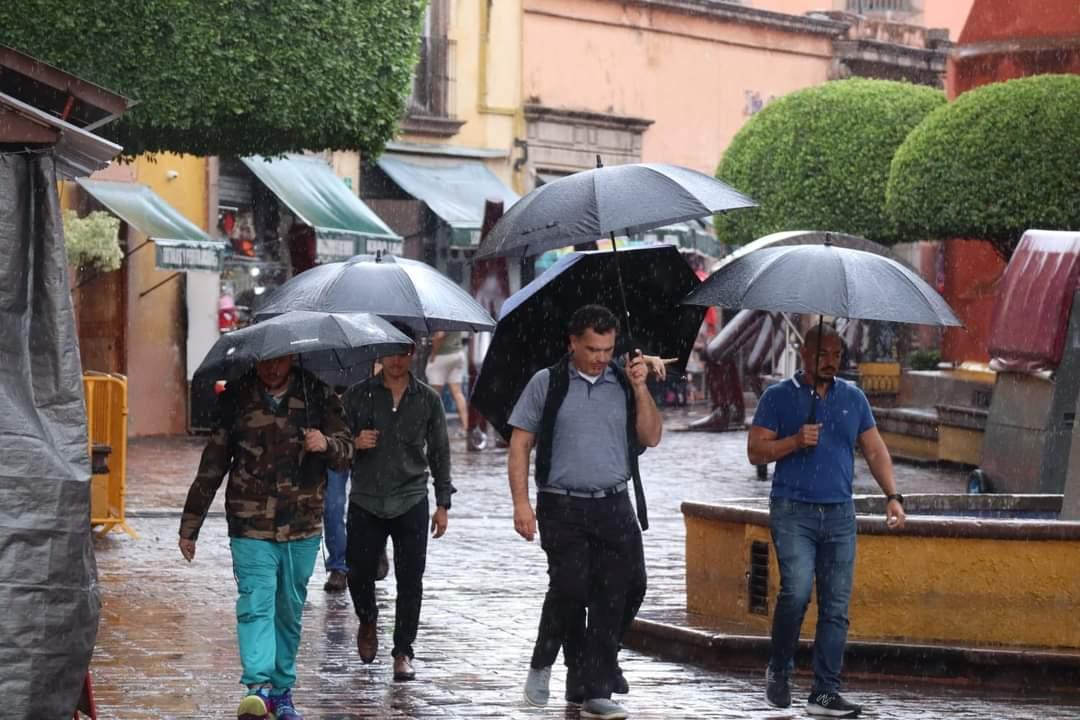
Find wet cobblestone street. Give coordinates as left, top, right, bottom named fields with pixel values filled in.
left=90, top=413, right=1080, bottom=719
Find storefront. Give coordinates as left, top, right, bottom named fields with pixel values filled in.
left=360, top=152, right=518, bottom=288
left=76, top=177, right=227, bottom=434
left=216, top=154, right=403, bottom=328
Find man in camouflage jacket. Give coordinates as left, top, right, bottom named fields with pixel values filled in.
left=178, top=355, right=351, bottom=720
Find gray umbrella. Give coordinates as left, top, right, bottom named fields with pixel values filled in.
left=254, top=253, right=496, bottom=334
left=194, top=310, right=413, bottom=387
left=475, top=162, right=756, bottom=259
left=684, top=232, right=961, bottom=421
left=684, top=232, right=961, bottom=326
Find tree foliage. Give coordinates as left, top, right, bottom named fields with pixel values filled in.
left=886, top=74, right=1080, bottom=259
left=715, top=78, right=944, bottom=246
left=0, top=0, right=426, bottom=157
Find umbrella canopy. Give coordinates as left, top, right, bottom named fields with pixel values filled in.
left=253, top=253, right=495, bottom=334
left=194, top=310, right=413, bottom=385
left=684, top=232, right=962, bottom=327
left=471, top=244, right=705, bottom=440
left=475, top=163, right=756, bottom=259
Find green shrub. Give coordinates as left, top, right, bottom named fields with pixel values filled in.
left=907, top=348, right=941, bottom=371
left=0, top=0, right=425, bottom=157
left=63, top=210, right=122, bottom=272
left=716, top=78, right=944, bottom=246
left=886, top=74, right=1080, bottom=259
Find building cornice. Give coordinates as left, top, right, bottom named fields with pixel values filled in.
left=599, top=0, right=849, bottom=37
left=524, top=103, right=655, bottom=133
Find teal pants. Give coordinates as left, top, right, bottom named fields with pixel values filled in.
left=230, top=535, right=321, bottom=690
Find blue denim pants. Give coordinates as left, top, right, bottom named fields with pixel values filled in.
left=323, top=468, right=349, bottom=573
left=767, top=498, right=857, bottom=694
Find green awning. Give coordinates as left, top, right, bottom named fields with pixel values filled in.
left=376, top=155, right=518, bottom=248
left=76, top=178, right=225, bottom=271
left=242, top=154, right=401, bottom=261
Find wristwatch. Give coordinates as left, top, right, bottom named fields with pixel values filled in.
left=886, top=493, right=904, bottom=506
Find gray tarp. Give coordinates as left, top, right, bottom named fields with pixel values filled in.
left=0, top=150, right=99, bottom=718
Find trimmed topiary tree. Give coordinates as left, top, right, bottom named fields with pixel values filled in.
left=0, top=0, right=425, bottom=157
left=886, top=74, right=1080, bottom=259
left=716, top=78, right=945, bottom=246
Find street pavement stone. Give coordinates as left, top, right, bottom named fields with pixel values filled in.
left=90, top=415, right=1080, bottom=719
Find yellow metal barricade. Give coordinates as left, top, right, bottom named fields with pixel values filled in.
left=83, top=372, right=137, bottom=538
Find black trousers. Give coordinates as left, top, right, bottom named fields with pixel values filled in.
left=530, top=490, right=646, bottom=699
left=346, top=497, right=429, bottom=659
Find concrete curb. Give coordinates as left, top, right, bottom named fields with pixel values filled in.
left=625, top=618, right=1080, bottom=694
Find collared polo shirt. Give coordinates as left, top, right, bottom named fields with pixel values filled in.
left=752, top=372, right=875, bottom=503
left=509, top=363, right=629, bottom=492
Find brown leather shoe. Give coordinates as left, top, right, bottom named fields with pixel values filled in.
left=356, top=622, right=377, bottom=664
left=393, top=654, right=415, bottom=681
left=323, top=570, right=348, bottom=593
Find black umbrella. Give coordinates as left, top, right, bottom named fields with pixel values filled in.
left=194, top=311, right=413, bottom=420
left=254, top=252, right=496, bottom=334
left=683, top=231, right=961, bottom=420
left=471, top=244, right=705, bottom=440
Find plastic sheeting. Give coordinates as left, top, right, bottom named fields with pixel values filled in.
left=0, top=150, right=99, bottom=718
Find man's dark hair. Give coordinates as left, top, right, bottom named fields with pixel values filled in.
left=801, top=323, right=841, bottom=351
left=568, top=304, right=618, bottom=338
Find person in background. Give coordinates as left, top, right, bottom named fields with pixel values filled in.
left=426, top=330, right=470, bottom=437
left=179, top=355, right=352, bottom=720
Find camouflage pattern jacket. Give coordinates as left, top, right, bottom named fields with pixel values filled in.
left=179, top=369, right=352, bottom=542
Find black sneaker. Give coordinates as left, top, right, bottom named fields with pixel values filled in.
left=807, top=692, right=862, bottom=718
left=765, top=666, right=790, bottom=708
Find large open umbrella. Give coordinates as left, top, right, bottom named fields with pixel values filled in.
left=683, top=231, right=962, bottom=421
left=476, top=162, right=756, bottom=259
left=475, top=161, right=755, bottom=348
left=472, top=244, right=705, bottom=440
left=194, top=311, right=413, bottom=417
left=254, top=253, right=496, bottom=334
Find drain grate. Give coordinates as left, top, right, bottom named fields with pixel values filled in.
left=748, top=540, right=770, bottom=615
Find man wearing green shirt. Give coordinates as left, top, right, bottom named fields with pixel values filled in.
left=342, top=327, right=454, bottom=682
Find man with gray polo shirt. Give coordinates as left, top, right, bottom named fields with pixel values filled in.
left=508, top=304, right=662, bottom=720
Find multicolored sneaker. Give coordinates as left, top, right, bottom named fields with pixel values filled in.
left=237, top=686, right=272, bottom=720
left=271, top=689, right=303, bottom=720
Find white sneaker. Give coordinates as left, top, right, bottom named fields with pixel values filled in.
left=580, top=697, right=629, bottom=719
left=524, top=665, right=552, bottom=706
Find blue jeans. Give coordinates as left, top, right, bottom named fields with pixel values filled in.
left=768, top=498, right=856, bottom=694
left=323, top=468, right=349, bottom=573
left=230, top=535, right=321, bottom=690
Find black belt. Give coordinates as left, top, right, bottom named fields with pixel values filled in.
left=538, top=481, right=628, bottom=499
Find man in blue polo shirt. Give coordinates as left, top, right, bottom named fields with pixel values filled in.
left=748, top=324, right=906, bottom=719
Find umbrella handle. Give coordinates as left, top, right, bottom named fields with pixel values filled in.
left=297, top=354, right=312, bottom=428
left=608, top=230, right=637, bottom=352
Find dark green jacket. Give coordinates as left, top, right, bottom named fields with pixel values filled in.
left=343, top=372, right=454, bottom=518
